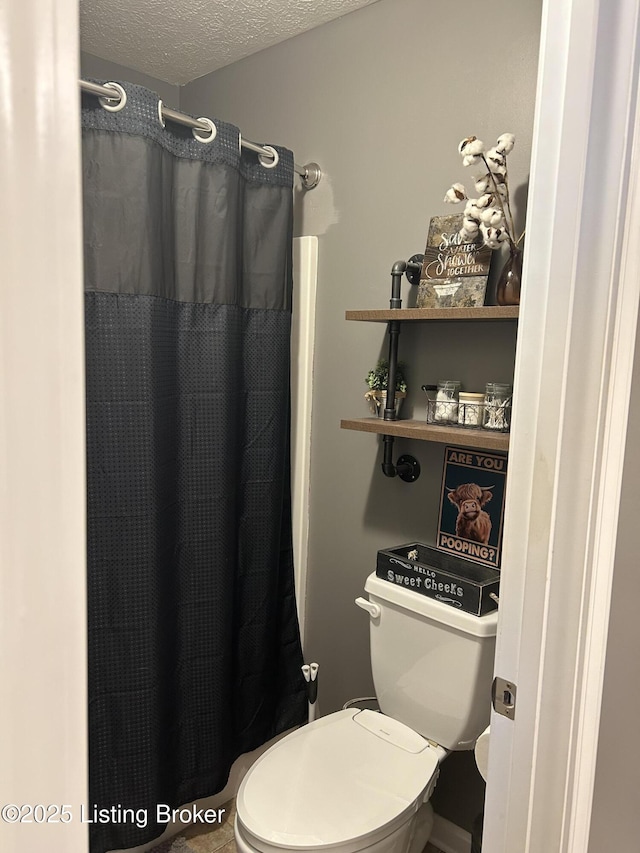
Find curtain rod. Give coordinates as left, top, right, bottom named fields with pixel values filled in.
left=80, top=79, right=321, bottom=190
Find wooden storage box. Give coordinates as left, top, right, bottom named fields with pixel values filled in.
left=376, top=541, right=499, bottom=616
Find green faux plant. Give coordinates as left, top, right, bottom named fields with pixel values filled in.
left=365, top=359, right=407, bottom=393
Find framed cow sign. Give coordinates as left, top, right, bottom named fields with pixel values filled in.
left=436, top=445, right=508, bottom=569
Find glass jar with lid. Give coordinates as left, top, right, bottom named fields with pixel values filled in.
left=458, top=392, right=485, bottom=427
left=483, top=382, right=512, bottom=431
left=434, top=380, right=461, bottom=424
left=422, top=384, right=438, bottom=423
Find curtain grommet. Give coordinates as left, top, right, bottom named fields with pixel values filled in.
left=192, top=117, right=217, bottom=144
left=158, top=100, right=166, bottom=127
left=99, top=82, right=127, bottom=113
left=259, top=145, right=279, bottom=169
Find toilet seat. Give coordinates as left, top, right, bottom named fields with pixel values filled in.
left=236, top=709, right=440, bottom=853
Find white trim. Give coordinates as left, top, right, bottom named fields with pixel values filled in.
left=484, top=0, right=640, bottom=850
left=566, top=38, right=640, bottom=851
left=291, top=237, right=318, bottom=642
left=429, top=814, right=472, bottom=853
left=0, top=0, right=87, bottom=851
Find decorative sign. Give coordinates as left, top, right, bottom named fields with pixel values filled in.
left=376, top=542, right=499, bottom=616
left=417, top=214, right=491, bottom=308
left=436, top=446, right=508, bottom=569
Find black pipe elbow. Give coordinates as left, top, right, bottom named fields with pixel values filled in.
left=382, top=435, right=396, bottom=477
left=381, top=460, right=397, bottom=478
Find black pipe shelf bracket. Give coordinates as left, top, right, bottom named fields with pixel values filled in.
left=381, top=254, right=424, bottom=482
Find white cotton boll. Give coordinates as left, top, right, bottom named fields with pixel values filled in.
left=462, top=217, right=480, bottom=233
left=459, top=228, right=476, bottom=242
left=486, top=148, right=506, bottom=172
left=481, top=208, right=504, bottom=227
left=497, top=183, right=509, bottom=198
left=464, top=139, right=485, bottom=156
left=462, top=154, right=481, bottom=167
left=482, top=226, right=501, bottom=249
left=464, top=199, right=480, bottom=215
left=458, top=135, right=479, bottom=154
left=487, top=226, right=510, bottom=244
left=474, top=174, right=491, bottom=193
left=476, top=193, right=494, bottom=209
left=444, top=182, right=467, bottom=203
left=485, top=162, right=507, bottom=180
left=496, top=133, right=516, bottom=154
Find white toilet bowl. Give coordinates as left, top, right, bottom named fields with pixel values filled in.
left=234, top=709, right=443, bottom=853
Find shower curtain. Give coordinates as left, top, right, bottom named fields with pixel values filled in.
left=82, top=83, right=307, bottom=853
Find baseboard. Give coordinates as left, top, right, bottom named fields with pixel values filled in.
left=430, top=813, right=472, bottom=853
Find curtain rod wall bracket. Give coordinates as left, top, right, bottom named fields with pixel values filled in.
left=299, top=163, right=322, bottom=190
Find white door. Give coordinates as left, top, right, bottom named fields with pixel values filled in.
left=0, top=0, right=88, bottom=851
left=483, top=0, right=640, bottom=850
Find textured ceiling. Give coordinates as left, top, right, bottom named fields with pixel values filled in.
left=80, top=0, right=381, bottom=85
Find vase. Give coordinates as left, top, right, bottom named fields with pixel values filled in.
left=365, top=390, right=406, bottom=419
left=496, top=246, right=523, bottom=306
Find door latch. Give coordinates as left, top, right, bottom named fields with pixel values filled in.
left=492, top=676, right=517, bottom=720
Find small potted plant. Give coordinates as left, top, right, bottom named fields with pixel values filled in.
left=365, top=359, right=407, bottom=418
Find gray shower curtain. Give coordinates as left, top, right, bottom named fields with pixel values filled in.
left=82, top=83, right=307, bottom=853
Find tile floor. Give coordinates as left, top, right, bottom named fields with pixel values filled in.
left=149, top=799, right=447, bottom=853
left=150, top=799, right=236, bottom=853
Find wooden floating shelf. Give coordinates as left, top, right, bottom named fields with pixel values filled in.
left=345, top=306, right=519, bottom=322
left=340, top=418, right=510, bottom=452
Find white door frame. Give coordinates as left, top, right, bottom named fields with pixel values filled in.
left=5, top=1, right=640, bottom=850
left=484, top=0, right=640, bottom=850
left=0, top=0, right=88, bottom=851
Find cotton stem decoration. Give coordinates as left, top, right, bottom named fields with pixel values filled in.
left=444, top=134, right=524, bottom=250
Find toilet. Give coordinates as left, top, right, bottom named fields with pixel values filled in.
left=235, top=572, right=498, bottom=853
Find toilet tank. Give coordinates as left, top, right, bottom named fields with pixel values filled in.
left=364, top=572, right=497, bottom=751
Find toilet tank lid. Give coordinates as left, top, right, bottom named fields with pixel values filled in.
left=364, top=573, right=498, bottom=637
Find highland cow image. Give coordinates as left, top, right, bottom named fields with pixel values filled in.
left=437, top=446, right=508, bottom=568
left=447, top=483, right=494, bottom=544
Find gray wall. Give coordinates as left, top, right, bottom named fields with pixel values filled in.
left=182, top=0, right=541, bottom=833
left=80, top=51, right=180, bottom=108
